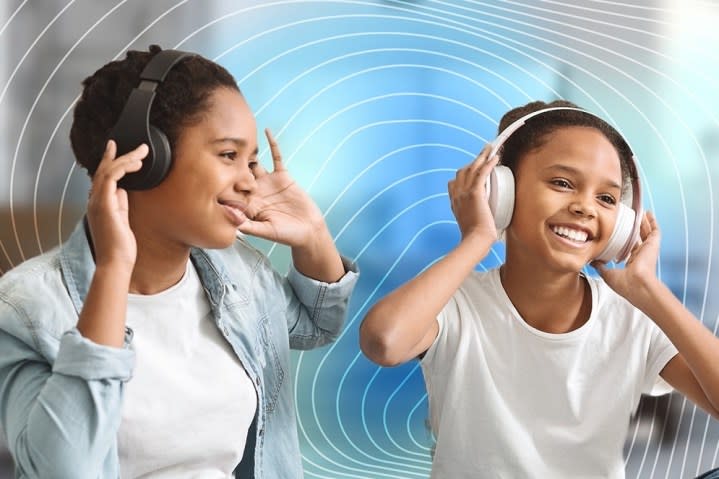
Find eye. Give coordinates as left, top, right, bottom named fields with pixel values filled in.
left=248, top=160, right=259, bottom=170
left=598, top=194, right=617, bottom=205
left=550, top=178, right=572, bottom=189
left=220, top=151, right=237, bottom=161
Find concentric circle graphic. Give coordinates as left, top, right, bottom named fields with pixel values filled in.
left=1, top=1, right=718, bottom=478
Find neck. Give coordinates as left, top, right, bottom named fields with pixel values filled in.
left=500, top=257, right=591, bottom=334
left=129, top=224, right=192, bottom=295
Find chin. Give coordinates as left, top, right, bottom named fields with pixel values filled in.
left=547, top=255, right=591, bottom=274
left=193, top=230, right=238, bottom=250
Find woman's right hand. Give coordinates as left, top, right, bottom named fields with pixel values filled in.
left=86, top=140, right=148, bottom=272
left=448, top=144, right=500, bottom=243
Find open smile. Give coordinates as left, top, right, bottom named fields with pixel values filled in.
left=549, top=224, right=594, bottom=246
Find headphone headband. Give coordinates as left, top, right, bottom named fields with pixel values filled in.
left=110, top=49, right=194, bottom=190
left=487, top=106, right=643, bottom=263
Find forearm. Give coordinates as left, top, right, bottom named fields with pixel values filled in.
left=1, top=330, right=133, bottom=478
left=15, top=372, right=124, bottom=478
left=77, top=264, right=131, bottom=348
left=291, top=226, right=345, bottom=283
left=636, top=280, right=719, bottom=410
left=360, top=233, right=493, bottom=365
left=285, top=255, right=359, bottom=350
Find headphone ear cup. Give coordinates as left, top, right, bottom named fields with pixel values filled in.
left=144, top=125, right=172, bottom=188
left=595, top=203, right=637, bottom=263
left=486, top=165, right=515, bottom=231
left=115, top=125, right=171, bottom=190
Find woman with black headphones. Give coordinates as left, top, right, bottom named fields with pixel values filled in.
left=0, top=45, right=358, bottom=478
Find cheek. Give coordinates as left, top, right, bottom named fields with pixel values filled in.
left=599, top=208, right=619, bottom=236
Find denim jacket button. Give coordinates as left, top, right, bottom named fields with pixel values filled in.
left=255, top=376, right=260, bottom=386
left=259, top=428, right=264, bottom=436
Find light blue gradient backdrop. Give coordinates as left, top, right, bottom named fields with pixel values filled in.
left=1, top=1, right=718, bottom=478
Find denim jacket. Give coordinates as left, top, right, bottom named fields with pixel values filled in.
left=0, top=220, right=358, bottom=479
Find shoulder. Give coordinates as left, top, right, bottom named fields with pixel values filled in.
left=586, top=274, right=638, bottom=313
left=439, top=268, right=502, bottom=328
left=454, top=268, right=503, bottom=309
left=0, top=247, right=74, bottom=349
left=585, top=274, right=655, bottom=333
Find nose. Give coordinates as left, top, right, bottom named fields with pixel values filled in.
left=234, top=164, right=257, bottom=194
left=569, top=194, right=596, bottom=218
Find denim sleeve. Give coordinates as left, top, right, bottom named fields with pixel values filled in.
left=0, top=300, right=134, bottom=479
left=282, top=256, right=359, bottom=350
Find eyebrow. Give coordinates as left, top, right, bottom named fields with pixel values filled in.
left=543, top=164, right=622, bottom=190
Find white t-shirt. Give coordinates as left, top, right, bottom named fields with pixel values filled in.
left=118, top=261, right=257, bottom=478
left=421, top=268, right=678, bottom=479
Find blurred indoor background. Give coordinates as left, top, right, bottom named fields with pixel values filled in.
left=1, top=1, right=718, bottom=478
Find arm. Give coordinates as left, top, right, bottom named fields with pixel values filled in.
left=0, top=313, right=133, bottom=478
left=78, top=140, right=148, bottom=347
left=595, top=213, right=719, bottom=419
left=238, top=129, right=344, bottom=283
left=0, top=141, right=147, bottom=477
left=238, top=130, right=356, bottom=349
left=360, top=145, right=499, bottom=366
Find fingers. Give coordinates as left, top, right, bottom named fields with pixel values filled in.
left=264, top=128, right=285, bottom=172
left=236, top=217, right=274, bottom=241
left=452, top=144, right=499, bottom=194
left=639, top=211, right=660, bottom=242
left=90, top=141, right=148, bottom=200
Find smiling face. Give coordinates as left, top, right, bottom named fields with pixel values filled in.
left=504, top=126, right=624, bottom=273
left=128, top=87, right=259, bottom=250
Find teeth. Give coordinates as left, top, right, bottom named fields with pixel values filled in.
left=552, top=226, right=588, bottom=242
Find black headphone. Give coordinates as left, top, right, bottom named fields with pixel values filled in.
left=109, top=49, right=194, bottom=190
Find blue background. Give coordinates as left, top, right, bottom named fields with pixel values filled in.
left=1, top=1, right=718, bottom=477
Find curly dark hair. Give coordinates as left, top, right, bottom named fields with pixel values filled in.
left=496, top=100, right=634, bottom=190
left=70, top=45, right=240, bottom=176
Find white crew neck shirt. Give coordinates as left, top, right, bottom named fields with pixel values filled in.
left=421, top=268, right=677, bottom=479
left=118, top=260, right=257, bottom=478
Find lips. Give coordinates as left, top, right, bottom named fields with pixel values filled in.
left=218, top=199, right=248, bottom=226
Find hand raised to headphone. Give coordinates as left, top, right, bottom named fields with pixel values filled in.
left=592, top=211, right=661, bottom=305
left=237, top=129, right=328, bottom=249
left=86, top=140, right=147, bottom=272
left=448, top=144, right=500, bottom=244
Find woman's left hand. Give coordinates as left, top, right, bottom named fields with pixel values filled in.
left=592, top=211, right=661, bottom=303
left=237, top=129, right=327, bottom=248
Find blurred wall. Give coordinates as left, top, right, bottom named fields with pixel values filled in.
left=1, top=1, right=719, bottom=478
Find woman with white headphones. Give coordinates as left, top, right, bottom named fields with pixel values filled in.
left=361, top=100, right=719, bottom=478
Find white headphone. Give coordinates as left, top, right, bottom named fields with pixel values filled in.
left=485, top=107, right=643, bottom=263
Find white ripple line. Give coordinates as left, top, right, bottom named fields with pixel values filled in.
left=0, top=0, right=28, bottom=37
left=2, top=0, right=76, bottom=266
left=16, top=0, right=716, bottom=476
left=240, top=8, right=640, bottom=476
left=308, top=193, right=447, bottom=476
left=28, top=1, right=128, bottom=252
left=305, top=163, right=461, bottom=470
left=31, top=0, right=191, bottom=251
left=312, top=6, right=703, bottom=477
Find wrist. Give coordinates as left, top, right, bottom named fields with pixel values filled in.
left=293, top=224, right=333, bottom=255
left=459, top=231, right=495, bottom=258
left=629, top=277, right=672, bottom=316
left=93, top=261, right=134, bottom=283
